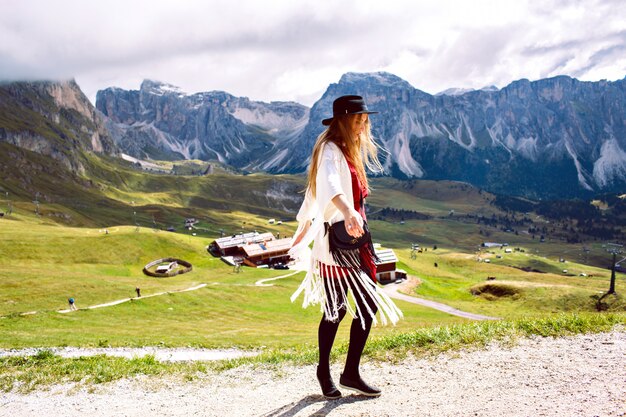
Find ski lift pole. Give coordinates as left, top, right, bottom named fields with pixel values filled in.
left=606, top=243, right=623, bottom=294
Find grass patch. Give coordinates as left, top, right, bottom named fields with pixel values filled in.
left=592, top=292, right=626, bottom=312
left=362, top=311, right=625, bottom=361
left=1, top=312, right=623, bottom=392
left=470, top=281, right=523, bottom=299
left=0, top=350, right=208, bottom=392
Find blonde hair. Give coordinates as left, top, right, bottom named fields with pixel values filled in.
left=307, top=113, right=384, bottom=198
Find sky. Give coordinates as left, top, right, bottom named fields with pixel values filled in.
left=1, top=0, right=625, bottom=106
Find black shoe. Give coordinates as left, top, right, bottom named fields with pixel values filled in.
left=338, top=373, right=381, bottom=397
left=316, top=367, right=342, bottom=400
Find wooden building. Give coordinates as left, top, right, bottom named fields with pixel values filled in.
left=207, top=232, right=275, bottom=257
left=240, top=238, right=293, bottom=267
left=375, top=247, right=407, bottom=283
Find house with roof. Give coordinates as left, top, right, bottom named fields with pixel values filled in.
left=240, top=238, right=293, bottom=268
left=207, top=232, right=276, bottom=257
left=374, top=247, right=407, bottom=283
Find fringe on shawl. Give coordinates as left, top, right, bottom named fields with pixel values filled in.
left=290, top=259, right=403, bottom=330
left=329, top=242, right=379, bottom=274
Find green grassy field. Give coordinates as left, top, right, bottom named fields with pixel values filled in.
left=0, top=163, right=624, bottom=393
left=1, top=213, right=623, bottom=350
left=1, top=147, right=624, bottom=352
left=396, top=246, right=623, bottom=317
left=0, top=218, right=470, bottom=349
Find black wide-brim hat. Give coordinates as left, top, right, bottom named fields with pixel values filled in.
left=322, top=95, right=378, bottom=126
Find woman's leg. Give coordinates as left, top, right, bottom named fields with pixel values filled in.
left=343, top=276, right=378, bottom=379
left=316, top=276, right=348, bottom=398
left=318, top=277, right=347, bottom=378
left=338, top=274, right=382, bottom=396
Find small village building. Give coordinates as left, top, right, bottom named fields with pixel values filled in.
left=208, top=232, right=275, bottom=257
left=374, top=247, right=407, bottom=283
left=240, top=238, right=293, bottom=267
left=155, top=261, right=178, bottom=273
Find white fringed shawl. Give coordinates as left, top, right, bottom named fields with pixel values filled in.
left=289, top=142, right=403, bottom=329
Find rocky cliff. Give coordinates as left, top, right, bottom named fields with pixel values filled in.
left=0, top=80, right=118, bottom=174
left=96, top=80, right=309, bottom=169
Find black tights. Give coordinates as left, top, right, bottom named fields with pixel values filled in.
left=317, top=276, right=378, bottom=379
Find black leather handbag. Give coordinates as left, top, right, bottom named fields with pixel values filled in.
left=325, top=220, right=379, bottom=269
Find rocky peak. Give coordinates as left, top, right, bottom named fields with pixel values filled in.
left=436, top=87, right=476, bottom=96
left=0, top=80, right=118, bottom=174
left=339, top=71, right=413, bottom=89
left=95, top=71, right=626, bottom=198
left=140, top=79, right=186, bottom=96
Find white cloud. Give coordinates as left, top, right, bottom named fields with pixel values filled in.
left=0, top=0, right=624, bottom=105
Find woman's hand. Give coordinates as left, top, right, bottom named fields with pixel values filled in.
left=331, top=194, right=363, bottom=238
left=342, top=208, right=364, bottom=238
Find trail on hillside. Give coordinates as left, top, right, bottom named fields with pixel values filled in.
left=4, top=270, right=499, bottom=323
left=2, top=271, right=299, bottom=318
left=57, top=283, right=208, bottom=313
left=254, top=270, right=300, bottom=286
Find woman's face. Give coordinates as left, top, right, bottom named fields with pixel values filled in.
left=350, top=114, right=368, bottom=140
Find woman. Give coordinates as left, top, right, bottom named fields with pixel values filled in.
left=290, top=95, right=403, bottom=399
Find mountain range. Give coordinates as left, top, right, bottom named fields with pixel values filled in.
left=1, top=72, right=625, bottom=200
left=96, top=72, right=626, bottom=199
left=301, top=72, right=626, bottom=199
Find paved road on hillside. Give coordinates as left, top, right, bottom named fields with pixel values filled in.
left=382, top=282, right=499, bottom=320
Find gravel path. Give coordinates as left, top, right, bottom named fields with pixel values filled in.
left=2, top=331, right=624, bottom=417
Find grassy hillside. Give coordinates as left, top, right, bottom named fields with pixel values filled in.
left=0, top=142, right=304, bottom=236
left=396, top=247, right=623, bottom=317
left=0, top=220, right=467, bottom=348
left=0, top=146, right=624, bottom=351
left=1, top=214, right=623, bottom=349
left=369, top=177, right=496, bottom=216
